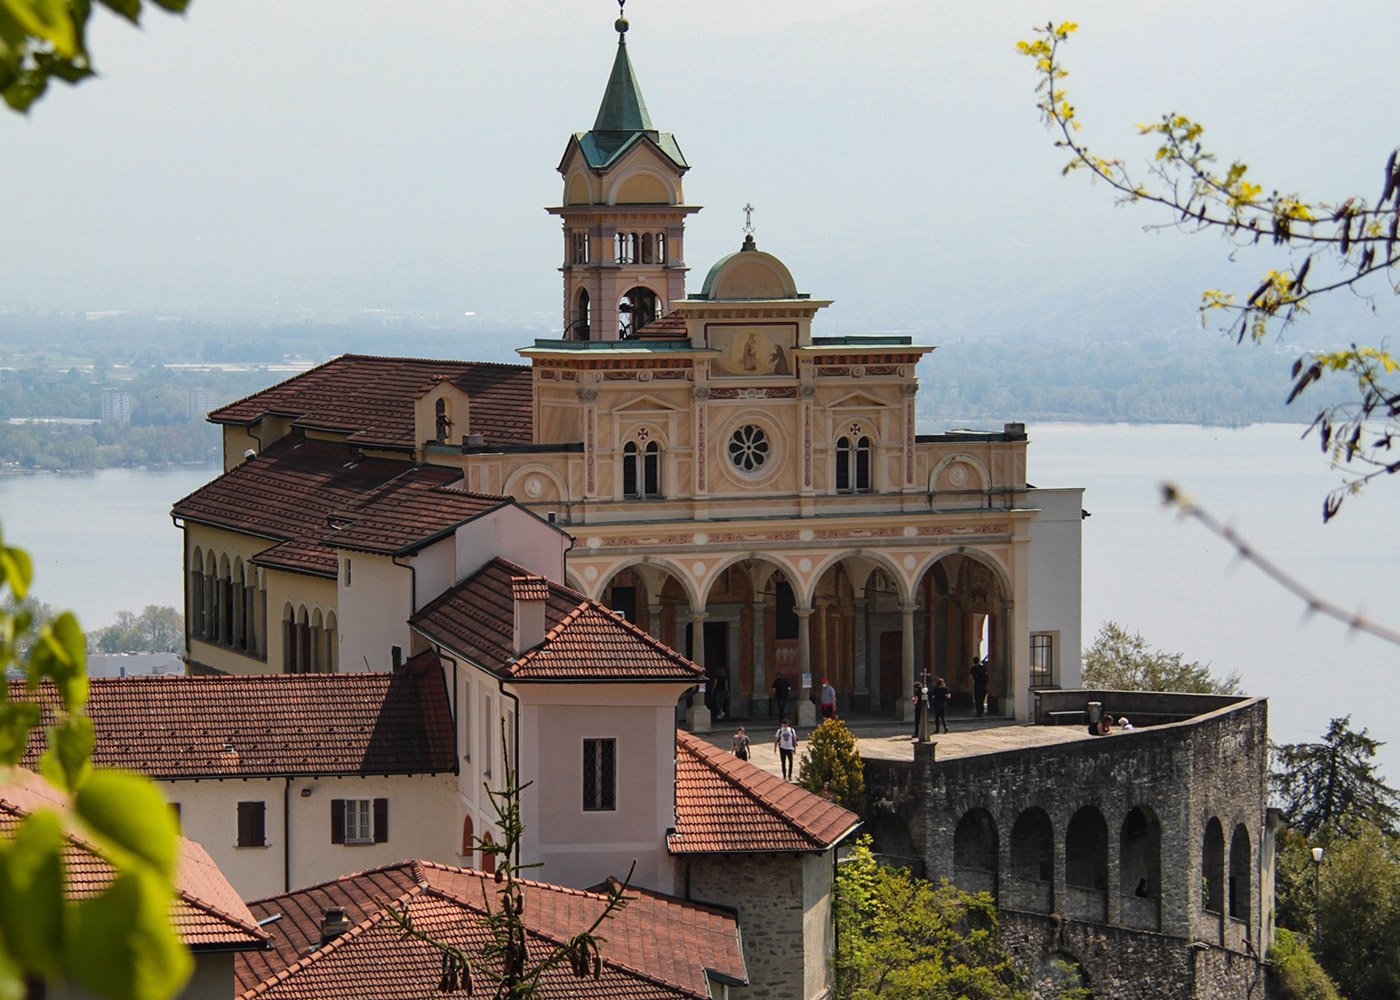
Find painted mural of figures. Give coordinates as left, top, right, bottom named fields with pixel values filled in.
left=741, top=333, right=758, bottom=371
left=769, top=343, right=790, bottom=375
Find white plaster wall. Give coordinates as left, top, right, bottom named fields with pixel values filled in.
left=801, top=851, right=836, bottom=1000
left=164, top=772, right=458, bottom=901
left=412, top=536, right=455, bottom=612
left=454, top=506, right=567, bottom=584
left=336, top=551, right=413, bottom=673
left=1027, top=487, right=1085, bottom=689
left=511, top=682, right=685, bottom=894
left=49, top=953, right=235, bottom=1000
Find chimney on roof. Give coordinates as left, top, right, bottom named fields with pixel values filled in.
left=511, top=576, right=549, bottom=656
left=320, top=907, right=351, bottom=945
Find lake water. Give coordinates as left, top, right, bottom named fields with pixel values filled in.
left=0, top=423, right=1395, bottom=780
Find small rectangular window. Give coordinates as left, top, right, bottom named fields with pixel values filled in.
left=583, top=738, right=617, bottom=812
left=170, top=802, right=182, bottom=833
left=391, top=645, right=402, bottom=670
left=237, top=801, right=266, bottom=848
left=344, top=558, right=352, bottom=587
left=331, top=798, right=388, bottom=845
left=1030, top=633, right=1055, bottom=687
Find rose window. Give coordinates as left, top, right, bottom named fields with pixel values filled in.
left=728, top=424, right=770, bottom=472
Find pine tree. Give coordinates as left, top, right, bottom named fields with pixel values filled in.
left=1272, top=716, right=1400, bottom=837
left=797, top=718, right=867, bottom=815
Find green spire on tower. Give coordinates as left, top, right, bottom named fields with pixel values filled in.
left=593, top=11, right=653, bottom=133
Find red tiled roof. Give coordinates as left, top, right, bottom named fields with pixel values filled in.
left=236, top=861, right=745, bottom=999
left=0, top=767, right=267, bottom=952
left=411, top=559, right=704, bottom=682
left=511, top=575, right=550, bottom=602
left=327, top=477, right=510, bottom=556
left=669, top=731, right=860, bottom=855
left=209, top=354, right=534, bottom=449
left=12, top=663, right=455, bottom=779
left=636, top=309, right=689, bottom=338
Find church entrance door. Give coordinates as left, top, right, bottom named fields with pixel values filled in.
left=879, top=631, right=903, bottom=713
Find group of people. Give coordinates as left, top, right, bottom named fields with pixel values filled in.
left=1089, top=713, right=1134, bottom=735
left=911, top=677, right=952, bottom=737
left=767, top=673, right=838, bottom=721
left=731, top=719, right=800, bottom=781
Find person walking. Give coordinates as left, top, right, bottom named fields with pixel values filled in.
left=911, top=682, right=928, bottom=740
left=774, top=718, right=798, bottom=781
left=820, top=678, right=837, bottom=720
left=771, top=673, right=790, bottom=720
left=731, top=726, right=751, bottom=761
left=971, top=656, right=989, bottom=718
left=932, top=676, right=951, bottom=733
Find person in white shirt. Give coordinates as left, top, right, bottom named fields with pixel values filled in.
left=774, top=719, right=798, bottom=780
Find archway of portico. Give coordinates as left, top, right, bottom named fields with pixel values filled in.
left=692, top=555, right=796, bottom=721
left=912, top=548, right=1013, bottom=718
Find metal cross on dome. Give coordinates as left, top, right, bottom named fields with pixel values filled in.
left=742, top=203, right=755, bottom=235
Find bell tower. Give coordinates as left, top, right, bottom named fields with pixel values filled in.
left=548, top=7, right=699, bottom=341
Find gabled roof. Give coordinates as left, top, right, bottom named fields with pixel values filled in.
left=172, top=434, right=515, bottom=576
left=0, top=767, right=268, bottom=952
left=411, top=559, right=704, bottom=683
left=669, top=731, right=861, bottom=855
left=12, top=661, right=456, bottom=779
left=327, top=476, right=513, bottom=556
left=209, top=354, right=533, bottom=450
left=236, top=860, right=746, bottom=999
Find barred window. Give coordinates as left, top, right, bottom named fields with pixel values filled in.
left=583, top=738, right=617, bottom=812
left=1030, top=633, right=1054, bottom=687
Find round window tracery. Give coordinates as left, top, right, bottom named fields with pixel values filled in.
left=728, top=424, right=770, bottom=472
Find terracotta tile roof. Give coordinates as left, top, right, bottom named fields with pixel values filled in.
left=511, top=575, right=550, bottom=602
left=669, top=731, right=861, bottom=855
left=209, top=354, right=534, bottom=449
left=327, top=476, right=510, bottom=556
left=411, top=559, right=705, bottom=682
left=0, top=767, right=268, bottom=952
left=12, top=662, right=455, bottom=779
left=636, top=309, right=689, bottom=339
left=237, top=861, right=745, bottom=999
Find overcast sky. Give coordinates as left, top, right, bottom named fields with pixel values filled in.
left=3, top=0, right=1398, bottom=341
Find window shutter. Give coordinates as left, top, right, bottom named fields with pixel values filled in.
left=331, top=799, right=345, bottom=845
left=236, top=802, right=250, bottom=846
left=238, top=801, right=266, bottom=847
left=252, top=802, right=265, bottom=847
left=373, top=798, right=389, bottom=843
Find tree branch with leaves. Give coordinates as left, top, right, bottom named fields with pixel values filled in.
left=1019, top=21, right=1400, bottom=520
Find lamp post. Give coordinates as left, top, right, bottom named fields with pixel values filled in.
left=1311, top=845, right=1325, bottom=934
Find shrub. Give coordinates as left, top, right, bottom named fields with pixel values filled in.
left=797, top=718, right=866, bottom=814
left=1267, top=928, right=1344, bottom=1000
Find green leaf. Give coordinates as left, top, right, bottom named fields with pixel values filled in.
left=28, top=612, right=87, bottom=712
left=0, top=810, right=68, bottom=979
left=39, top=714, right=93, bottom=793
left=0, top=952, right=26, bottom=1000
left=0, top=545, right=32, bottom=602
left=65, top=868, right=192, bottom=1000
left=0, top=0, right=78, bottom=57
left=74, top=770, right=178, bottom=880
left=95, top=0, right=141, bottom=24
left=0, top=700, right=43, bottom=766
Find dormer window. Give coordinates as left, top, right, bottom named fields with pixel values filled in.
left=836, top=435, right=873, bottom=493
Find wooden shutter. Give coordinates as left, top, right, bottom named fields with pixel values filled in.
left=238, top=801, right=265, bottom=847
left=331, top=799, right=345, bottom=845
left=373, top=798, right=388, bottom=843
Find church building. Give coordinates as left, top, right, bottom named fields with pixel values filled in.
left=182, top=12, right=1085, bottom=730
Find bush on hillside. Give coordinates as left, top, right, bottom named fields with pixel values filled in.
left=1267, top=928, right=1344, bottom=1000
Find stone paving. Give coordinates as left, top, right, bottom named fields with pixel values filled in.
left=696, top=711, right=1095, bottom=781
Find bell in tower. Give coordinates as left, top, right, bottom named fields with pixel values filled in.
left=548, top=5, right=699, bottom=341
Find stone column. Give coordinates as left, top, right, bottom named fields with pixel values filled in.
left=685, top=609, right=711, bottom=733
left=852, top=597, right=869, bottom=710
left=795, top=606, right=817, bottom=726
left=750, top=600, right=767, bottom=714
left=647, top=603, right=664, bottom=640
left=898, top=604, right=917, bottom=722
left=1106, top=828, right=1122, bottom=926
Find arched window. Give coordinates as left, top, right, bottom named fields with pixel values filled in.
left=835, top=436, right=852, bottom=493
left=1066, top=806, right=1109, bottom=922
left=643, top=441, right=661, bottom=497
left=204, top=552, right=217, bottom=640
left=655, top=232, right=666, bottom=264
left=232, top=558, right=247, bottom=650
left=614, top=232, right=637, bottom=264
left=1202, top=817, right=1225, bottom=913
left=218, top=554, right=233, bottom=645
left=435, top=398, right=452, bottom=442
left=1229, top=823, right=1251, bottom=922
left=1010, top=808, right=1054, bottom=884
left=1121, top=806, right=1162, bottom=930
left=325, top=611, right=338, bottom=673
left=296, top=605, right=311, bottom=674
left=310, top=608, right=324, bottom=672
left=618, top=286, right=658, bottom=337
left=461, top=815, right=474, bottom=863
left=189, top=547, right=205, bottom=640
left=573, top=289, right=591, bottom=341
left=622, top=442, right=640, bottom=498
left=281, top=603, right=296, bottom=673
left=640, top=232, right=655, bottom=264
left=855, top=436, right=872, bottom=491
left=570, top=230, right=588, bottom=264
left=953, top=807, right=999, bottom=897
left=480, top=831, right=496, bottom=875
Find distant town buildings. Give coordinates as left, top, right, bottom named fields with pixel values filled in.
left=187, top=386, right=218, bottom=421
left=100, top=386, right=132, bottom=424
